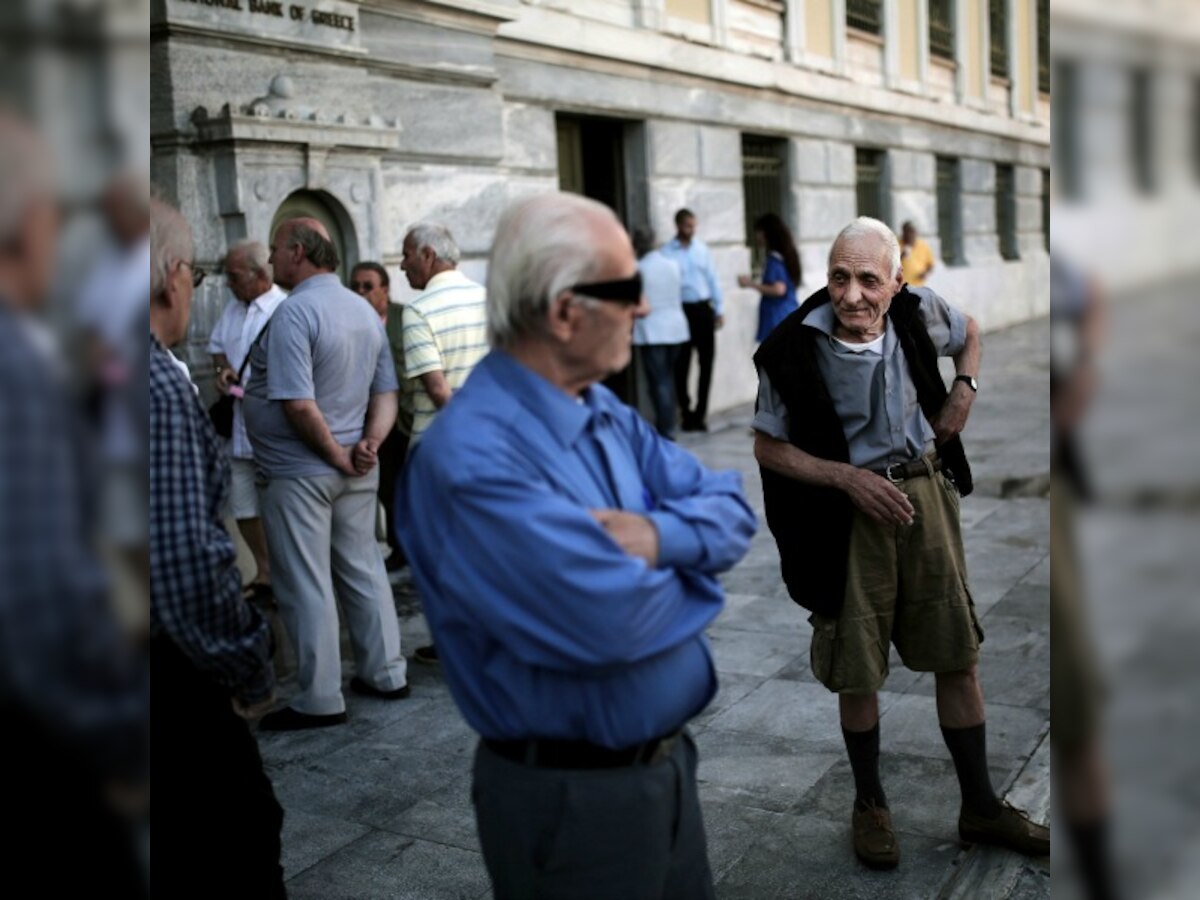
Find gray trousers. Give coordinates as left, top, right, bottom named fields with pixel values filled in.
left=259, top=469, right=407, bottom=715
left=473, top=731, right=715, bottom=900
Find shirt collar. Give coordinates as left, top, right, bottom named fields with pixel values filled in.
left=482, top=350, right=594, bottom=449
left=248, top=284, right=284, bottom=310
left=424, top=269, right=471, bottom=291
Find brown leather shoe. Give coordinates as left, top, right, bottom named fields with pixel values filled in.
left=852, top=801, right=900, bottom=869
left=959, top=801, right=1050, bottom=856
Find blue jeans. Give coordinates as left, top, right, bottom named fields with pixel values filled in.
left=639, top=343, right=683, bottom=438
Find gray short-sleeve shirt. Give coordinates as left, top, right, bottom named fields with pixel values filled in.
left=752, top=287, right=967, bottom=471
left=244, top=273, right=398, bottom=478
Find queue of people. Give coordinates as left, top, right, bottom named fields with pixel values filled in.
left=144, top=185, right=1047, bottom=898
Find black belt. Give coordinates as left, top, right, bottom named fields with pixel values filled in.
left=871, top=456, right=943, bottom=483
left=484, top=731, right=681, bottom=770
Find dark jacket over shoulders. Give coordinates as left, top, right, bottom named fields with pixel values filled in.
left=752, top=287, right=972, bottom=619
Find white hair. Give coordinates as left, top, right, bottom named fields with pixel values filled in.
left=406, top=222, right=460, bottom=265
left=0, top=111, right=55, bottom=246
left=226, top=238, right=273, bottom=281
left=829, top=216, right=902, bottom=278
left=486, top=192, right=619, bottom=349
left=150, top=196, right=193, bottom=300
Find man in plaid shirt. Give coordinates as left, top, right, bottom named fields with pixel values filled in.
left=149, top=197, right=285, bottom=897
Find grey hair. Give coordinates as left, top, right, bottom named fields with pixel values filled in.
left=0, top=111, right=55, bottom=246
left=150, top=196, right=193, bottom=300
left=406, top=222, right=460, bottom=265
left=287, top=222, right=340, bottom=271
left=486, top=192, right=620, bottom=349
left=226, top=238, right=273, bottom=281
left=829, top=216, right=902, bottom=278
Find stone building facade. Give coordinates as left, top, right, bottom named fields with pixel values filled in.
left=151, top=0, right=1050, bottom=412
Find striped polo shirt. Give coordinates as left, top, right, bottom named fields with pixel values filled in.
left=402, top=269, right=489, bottom=441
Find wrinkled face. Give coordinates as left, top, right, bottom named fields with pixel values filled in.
left=224, top=252, right=262, bottom=303
left=21, top=197, right=60, bottom=309
left=164, top=257, right=196, bottom=347
left=400, top=235, right=434, bottom=290
left=567, top=226, right=649, bottom=382
left=676, top=215, right=696, bottom=243
left=827, top=235, right=902, bottom=339
left=351, top=267, right=389, bottom=318
left=267, top=226, right=300, bottom=289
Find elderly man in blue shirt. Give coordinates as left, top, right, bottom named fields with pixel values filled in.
left=399, top=192, right=756, bottom=900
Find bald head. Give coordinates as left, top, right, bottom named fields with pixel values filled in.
left=269, top=216, right=340, bottom=289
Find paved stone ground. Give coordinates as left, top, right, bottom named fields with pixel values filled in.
left=254, top=317, right=1051, bottom=900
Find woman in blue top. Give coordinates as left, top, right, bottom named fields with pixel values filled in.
left=738, top=212, right=802, bottom=342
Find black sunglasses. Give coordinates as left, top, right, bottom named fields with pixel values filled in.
left=569, top=273, right=643, bottom=305
left=184, top=261, right=206, bottom=288
left=350, top=280, right=378, bottom=292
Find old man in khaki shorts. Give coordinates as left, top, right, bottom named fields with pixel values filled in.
left=752, top=217, right=1048, bottom=870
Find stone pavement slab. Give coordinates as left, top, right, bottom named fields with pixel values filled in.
left=256, top=317, right=1052, bottom=899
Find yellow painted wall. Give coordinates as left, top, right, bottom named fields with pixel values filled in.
left=806, top=0, right=834, bottom=58
left=899, top=0, right=919, bottom=80
left=667, top=0, right=711, bottom=24
left=965, top=0, right=983, bottom=99
left=1017, top=0, right=1034, bottom=112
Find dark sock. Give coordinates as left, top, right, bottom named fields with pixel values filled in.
left=842, top=723, right=888, bottom=810
left=1067, top=819, right=1119, bottom=900
left=941, top=722, right=1002, bottom=818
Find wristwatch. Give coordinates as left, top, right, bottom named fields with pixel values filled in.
left=954, top=374, right=978, bottom=392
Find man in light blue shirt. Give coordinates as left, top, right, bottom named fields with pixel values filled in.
left=661, top=208, right=724, bottom=432
left=632, top=228, right=688, bottom=439
left=399, top=192, right=756, bottom=899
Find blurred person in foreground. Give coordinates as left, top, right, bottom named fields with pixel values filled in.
left=398, top=192, right=757, bottom=899
left=209, top=239, right=287, bottom=607
left=76, top=171, right=152, bottom=627
left=149, top=196, right=285, bottom=896
left=753, top=217, right=1047, bottom=869
left=1051, top=255, right=1117, bottom=900
left=244, top=218, right=408, bottom=730
left=349, top=260, right=412, bottom=573
left=632, top=227, right=688, bottom=439
left=0, top=110, right=148, bottom=895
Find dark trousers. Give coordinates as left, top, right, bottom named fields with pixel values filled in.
left=674, top=301, right=715, bottom=426
left=153, top=636, right=287, bottom=899
left=473, top=731, right=715, bottom=900
left=376, top=427, right=410, bottom=563
left=638, top=343, right=682, bottom=439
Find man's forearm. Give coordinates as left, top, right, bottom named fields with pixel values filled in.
left=363, top=391, right=398, bottom=447
left=954, top=316, right=982, bottom=377
left=419, top=370, right=452, bottom=408
left=283, top=399, right=346, bottom=468
left=753, top=432, right=853, bottom=490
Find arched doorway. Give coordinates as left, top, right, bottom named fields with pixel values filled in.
left=270, top=190, right=358, bottom=283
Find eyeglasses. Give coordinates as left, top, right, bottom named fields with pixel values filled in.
left=350, top=281, right=379, bottom=292
left=569, top=273, right=643, bottom=305
left=181, top=261, right=206, bottom=288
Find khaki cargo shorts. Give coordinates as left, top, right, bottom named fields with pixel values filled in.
left=810, top=466, right=984, bottom=694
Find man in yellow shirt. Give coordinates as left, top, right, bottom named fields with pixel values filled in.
left=900, top=221, right=935, bottom=287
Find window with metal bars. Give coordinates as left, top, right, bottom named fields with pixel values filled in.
left=1131, top=69, right=1156, bottom=195
left=936, top=156, right=962, bottom=266
left=989, top=0, right=1008, bottom=78
left=856, top=148, right=886, bottom=221
left=996, top=163, right=1019, bottom=260
left=1037, top=0, right=1048, bottom=94
left=930, top=0, right=954, bottom=60
left=741, top=135, right=788, bottom=273
left=846, top=0, right=882, bottom=34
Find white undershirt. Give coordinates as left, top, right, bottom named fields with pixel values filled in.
left=832, top=331, right=886, bottom=355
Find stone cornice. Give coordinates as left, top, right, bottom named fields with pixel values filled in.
left=495, top=5, right=1049, bottom=147
left=188, top=102, right=402, bottom=150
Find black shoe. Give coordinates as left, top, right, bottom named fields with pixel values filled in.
left=259, top=706, right=347, bottom=731
left=349, top=677, right=411, bottom=700
left=681, top=420, right=708, bottom=433
left=413, top=644, right=439, bottom=665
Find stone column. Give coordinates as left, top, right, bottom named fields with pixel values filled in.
left=960, top=157, right=999, bottom=263
left=788, top=138, right=857, bottom=283
left=1014, top=165, right=1045, bottom=257
left=888, top=149, right=937, bottom=250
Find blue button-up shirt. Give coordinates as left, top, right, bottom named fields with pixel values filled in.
left=398, top=350, right=756, bottom=748
left=661, top=237, right=724, bottom=315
